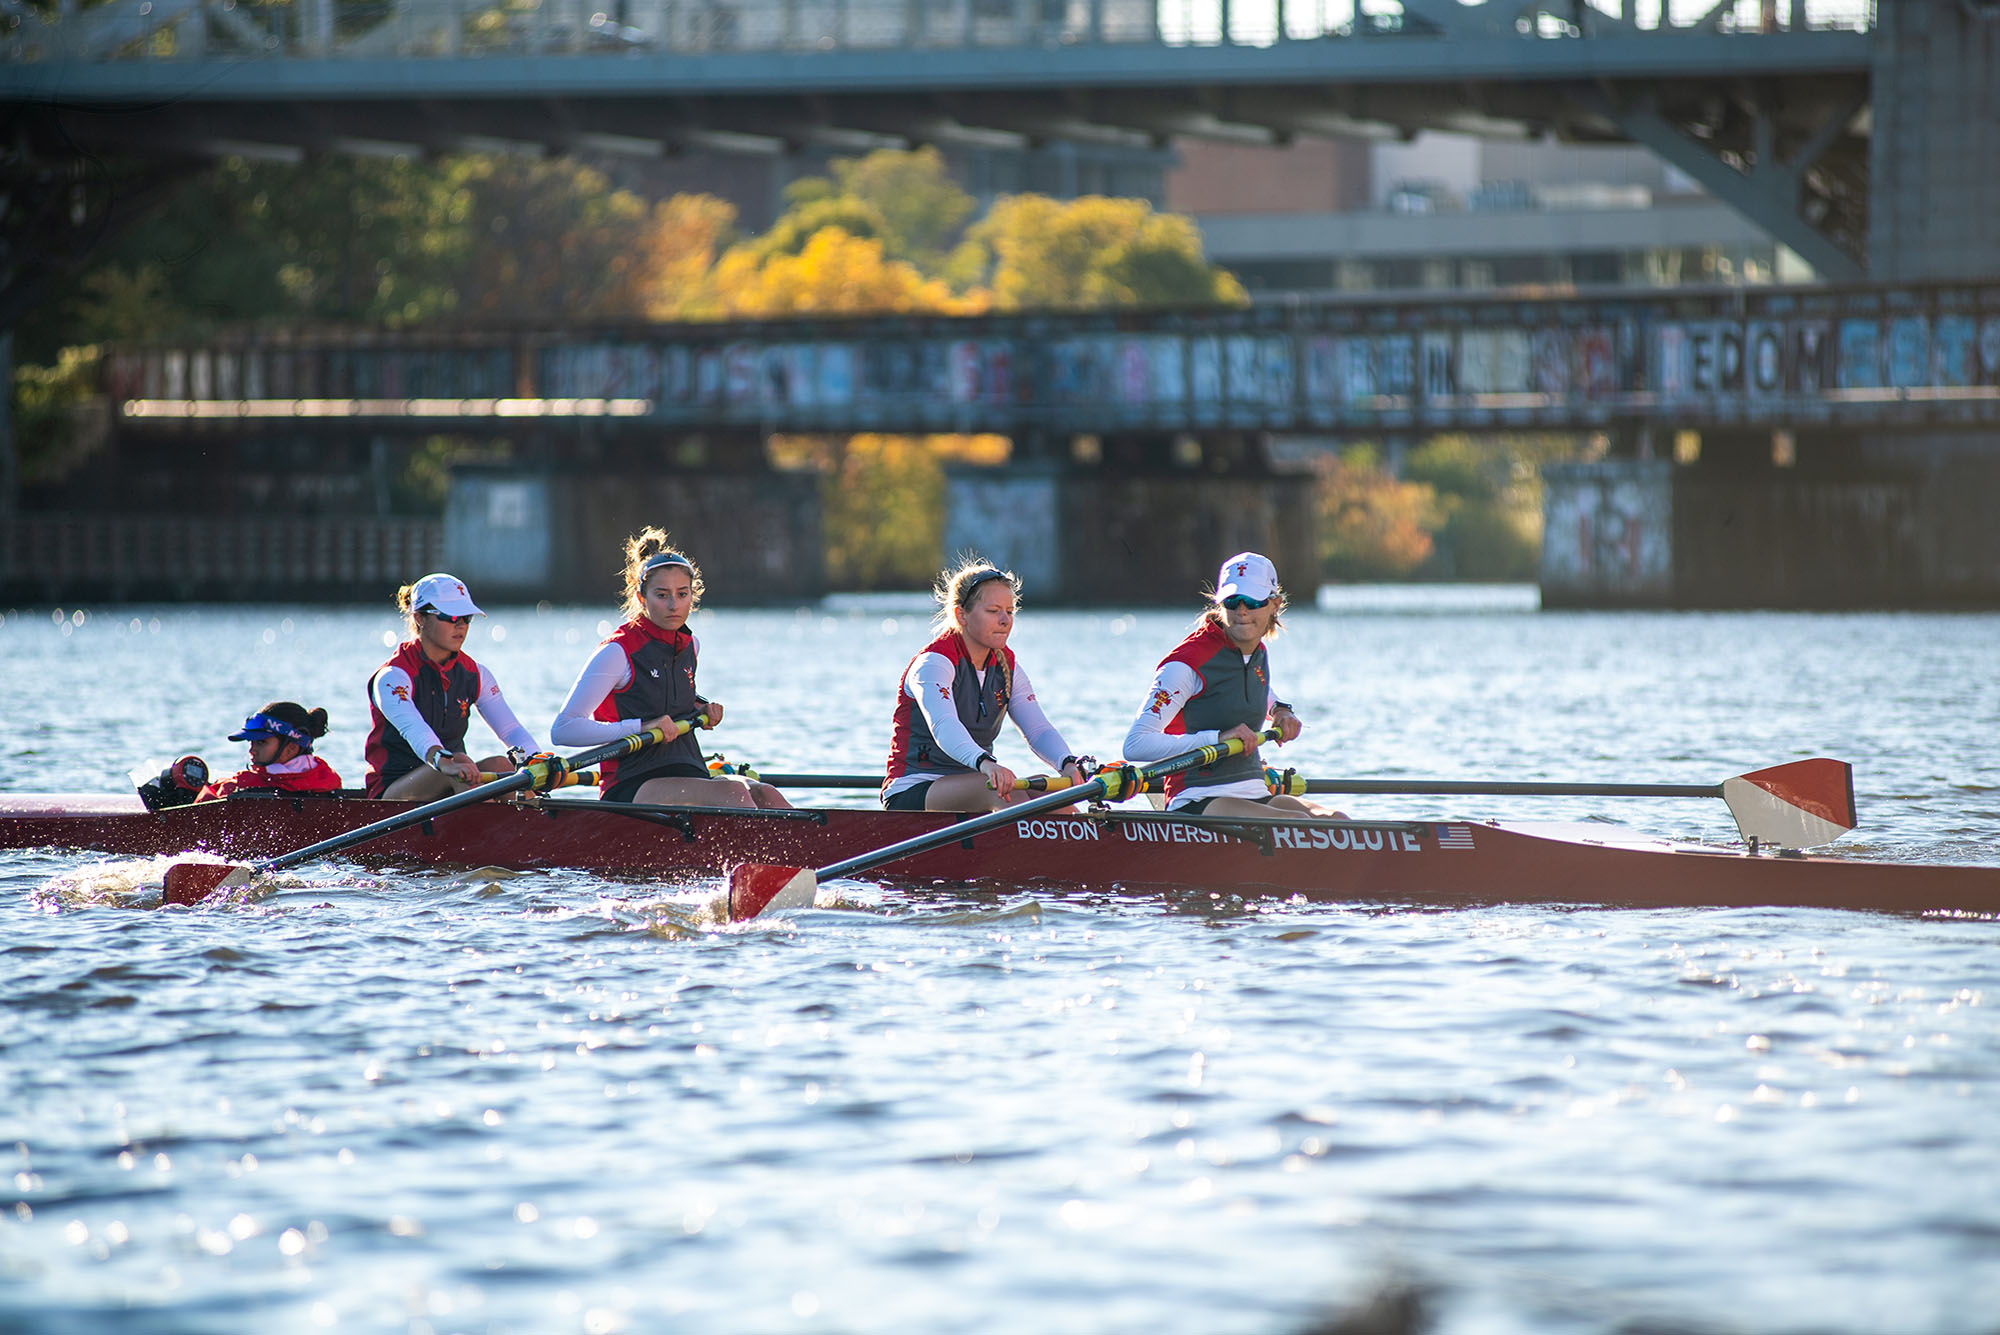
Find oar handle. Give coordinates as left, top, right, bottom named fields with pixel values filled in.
left=811, top=728, right=1282, bottom=883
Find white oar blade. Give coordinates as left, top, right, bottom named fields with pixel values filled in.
left=727, top=864, right=817, bottom=921
left=1721, top=759, right=1856, bottom=849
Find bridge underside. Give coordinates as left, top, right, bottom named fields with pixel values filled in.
left=4, top=15, right=1887, bottom=305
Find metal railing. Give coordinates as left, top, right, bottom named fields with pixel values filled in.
left=0, top=514, right=444, bottom=597
left=96, top=278, right=2000, bottom=438
left=3, top=0, right=1877, bottom=64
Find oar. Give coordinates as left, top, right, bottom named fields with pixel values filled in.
left=731, top=773, right=1074, bottom=792
left=160, top=722, right=697, bottom=905
left=1262, top=757, right=1856, bottom=850
left=725, top=728, right=1283, bottom=921
left=744, top=773, right=882, bottom=789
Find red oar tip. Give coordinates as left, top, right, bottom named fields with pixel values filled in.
left=727, top=864, right=817, bottom=921
left=161, top=862, right=249, bottom=907
left=1722, top=758, right=1857, bottom=849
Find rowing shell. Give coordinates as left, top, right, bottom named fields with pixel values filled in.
left=5, top=792, right=1998, bottom=917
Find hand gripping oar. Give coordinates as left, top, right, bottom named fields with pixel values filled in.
left=1261, top=757, right=1856, bottom=850
left=159, top=722, right=696, bottom=906
left=726, top=728, right=1284, bottom=921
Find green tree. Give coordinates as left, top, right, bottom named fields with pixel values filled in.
left=1402, top=434, right=1579, bottom=581
left=828, top=146, right=977, bottom=270
left=454, top=156, right=655, bottom=320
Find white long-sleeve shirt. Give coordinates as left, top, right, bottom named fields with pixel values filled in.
left=549, top=636, right=703, bottom=747
left=371, top=660, right=537, bottom=761
left=882, top=652, right=1074, bottom=801
left=1123, top=657, right=1277, bottom=808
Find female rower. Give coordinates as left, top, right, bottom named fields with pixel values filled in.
left=1122, top=551, right=1337, bottom=819
left=882, top=559, right=1085, bottom=812
left=364, top=573, right=540, bottom=800
left=196, top=702, right=342, bottom=801
left=550, top=528, right=788, bottom=810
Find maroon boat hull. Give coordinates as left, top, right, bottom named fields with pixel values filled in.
left=6, top=791, right=2000, bottom=917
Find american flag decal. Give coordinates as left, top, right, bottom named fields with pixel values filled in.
left=1435, top=824, right=1476, bottom=849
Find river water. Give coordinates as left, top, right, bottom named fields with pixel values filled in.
left=2, top=588, right=1996, bottom=1334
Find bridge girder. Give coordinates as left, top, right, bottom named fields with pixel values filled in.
left=0, top=2, right=1936, bottom=307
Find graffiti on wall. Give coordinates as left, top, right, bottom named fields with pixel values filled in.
left=107, top=285, right=2000, bottom=431
left=1540, top=463, right=1674, bottom=600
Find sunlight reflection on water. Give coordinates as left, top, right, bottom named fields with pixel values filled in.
left=3, top=595, right=1999, bottom=1332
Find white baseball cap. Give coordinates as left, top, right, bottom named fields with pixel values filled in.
left=1215, top=552, right=1278, bottom=603
left=410, top=572, right=484, bottom=618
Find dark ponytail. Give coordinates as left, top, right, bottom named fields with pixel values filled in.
left=259, top=701, right=329, bottom=741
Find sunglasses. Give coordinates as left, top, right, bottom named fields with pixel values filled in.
left=1221, top=595, right=1271, bottom=611
left=423, top=609, right=473, bottom=625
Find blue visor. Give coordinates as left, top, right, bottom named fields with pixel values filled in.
left=228, top=713, right=312, bottom=749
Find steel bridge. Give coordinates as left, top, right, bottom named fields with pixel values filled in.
left=11, top=0, right=1989, bottom=302
left=13, top=276, right=2000, bottom=607
left=101, top=279, right=2000, bottom=444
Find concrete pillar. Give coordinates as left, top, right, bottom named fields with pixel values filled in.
left=444, top=454, right=825, bottom=604
left=944, top=460, right=1317, bottom=604
left=1540, top=461, right=1675, bottom=608
left=1540, top=455, right=1947, bottom=609
left=941, top=461, right=1062, bottom=597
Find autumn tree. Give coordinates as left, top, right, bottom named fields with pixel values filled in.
left=1315, top=446, right=1442, bottom=581
left=705, top=227, right=982, bottom=319
left=965, top=194, right=1247, bottom=310
left=634, top=193, right=738, bottom=320
left=452, top=157, right=657, bottom=320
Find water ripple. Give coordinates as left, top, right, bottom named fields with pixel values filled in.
left=4, top=605, right=2000, bottom=1331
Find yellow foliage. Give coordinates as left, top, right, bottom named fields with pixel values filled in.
left=969, top=195, right=1247, bottom=310
left=707, top=227, right=986, bottom=319
left=1315, top=450, right=1442, bottom=580
left=636, top=194, right=738, bottom=320
left=823, top=434, right=947, bottom=590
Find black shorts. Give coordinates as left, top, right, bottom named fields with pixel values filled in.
left=882, top=781, right=934, bottom=812
left=600, top=762, right=708, bottom=804
left=1175, top=793, right=1278, bottom=817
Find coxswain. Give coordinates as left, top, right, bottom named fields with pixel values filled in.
left=549, top=529, right=789, bottom=809
left=195, top=702, right=342, bottom=801
left=882, top=559, right=1086, bottom=812
left=364, top=573, right=540, bottom=800
left=1121, top=552, right=1338, bottom=818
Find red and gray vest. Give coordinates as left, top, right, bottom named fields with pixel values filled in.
left=364, top=640, right=481, bottom=797
left=1157, top=621, right=1269, bottom=799
left=593, top=619, right=704, bottom=790
left=884, top=632, right=1014, bottom=784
